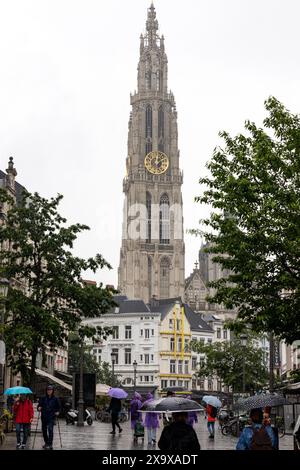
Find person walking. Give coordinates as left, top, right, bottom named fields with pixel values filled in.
left=130, top=392, right=142, bottom=437
left=108, top=396, right=122, bottom=434
left=38, top=385, right=60, bottom=450
left=186, top=396, right=198, bottom=428
left=13, top=394, right=34, bottom=449
left=206, top=404, right=217, bottom=438
left=158, top=412, right=201, bottom=451
left=144, top=392, right=160, bottom=446
left=236, top=408, right=277, bottom=450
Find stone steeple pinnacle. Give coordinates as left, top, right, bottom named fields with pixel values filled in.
left=146, top=2, right=159, bottom=47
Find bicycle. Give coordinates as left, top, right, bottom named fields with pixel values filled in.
left=221, top=415, right=248, bottom=437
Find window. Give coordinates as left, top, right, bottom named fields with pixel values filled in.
left=146, top=70, right=151, bottom=90
left=184, top=360, right=189, bottom=374
left=170, top=380, right=176, bottom=387
left=140, top=355, right=143, bottom=362
left=145, top=329, right=150, bottom=339
left=140, top=376, right=143, bottom=382
left=125, top=326, right=132, bottom=339
left=144, top=354, right=150, bottom=364
left=208, top=380, right=213, bottom=390
left=112, top=348, right=119, bottom=365
left=170, top=360, right=176, bottom=374
left=178, top=360, right=183, bottom=374
left=223, top=329, right=227, bottom=340
left=217, top=328, right=221, bottom=339
left=200, top=358, right=205, bottom=368
left=151, top=376, right=153, bottom=382
left=178, top=380, right=183, bottom=387
left=151, top=354, right=154, bottom=361
left=161, top=380, right=168, bottom=389
left=184, top=381, right=189, bottom=389
left=207, top=338, right=212, bottom=344
left=184, top=338, right=189, bottom=352
left=177, top=337, right=182, bottom=352
left=192, top=357, right=197, bottom=370
left=170, top=337, right=175, bottom=352
left=146, top=193, right=151, bottom=243
left=169, top=319, right=174, bottom=329
left=160, top=257, right=170, bottom=299
left=140, top=330, right=143, bottom=336
left=200, top=338, right=205, bottom=345
left=159, top=194, right=170, bottom=244
left=112, top=326, right=119, bottom=339
left=144, top=376, right=149, bottom=382
left=125, top=349, right=131, bottom=365
left=145, top=105, right=152, bottom=155
left=151, top=329, right=154, bottom=336
left=158, top=105, right=164, bottom=151
left=192, top=379, right=196, bottom=389
left=176, top=319, right=181, bottom=331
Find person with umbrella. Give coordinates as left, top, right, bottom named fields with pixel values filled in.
left=38, top=384, right=60, bottom=450
left=158, top=412, right=201, bottom=451
left=185, top=396, right=198, bottom=428
left=202, top=396, right=221, bottom=439
left=236, top=408, right=276, bottom=450
left=143, top=392, right=160, bottom=446
left=12, top=392, right=34, bottom=449
left=107, top=387, right=127, bottom=435
left=130, top=392, right=143, bottom=437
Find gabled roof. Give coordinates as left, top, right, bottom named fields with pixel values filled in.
left=0, top=169, right=27, bottom=206
left=184, top=303, right=214, bottom=333
left=105, top=296, right=150, bottom=314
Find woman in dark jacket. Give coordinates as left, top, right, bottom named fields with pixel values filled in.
left=38, top=385, right=60, bottom=450
left=108, top=397, right=122, bottom=434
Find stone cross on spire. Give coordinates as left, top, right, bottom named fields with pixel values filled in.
left=146, top=2, right=158, bottom=47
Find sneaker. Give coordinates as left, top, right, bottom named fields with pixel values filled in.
left=16, top=443, right=21, bottom=449
left=110, top=431, right=116, bottom=435
left=152, top=439, right=156, bottom=444
left=20, top=444, right=26, bottom=449
left=48, top=446, right=53, bottom=450
left=42, top=444, right=48, bottom=449
left=119, top=428, right=123, bottom=433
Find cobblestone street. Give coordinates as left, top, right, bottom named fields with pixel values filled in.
left=1, top=413, right=293, bottom=450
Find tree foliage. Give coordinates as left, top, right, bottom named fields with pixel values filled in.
left=0, top=190, right=117, bottom=386
left=193, top=97, right=300, bottom=343
left=191, top=337, right=269, bottom=393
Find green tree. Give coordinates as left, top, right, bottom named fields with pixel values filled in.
left=0, top=190, right=117, bottom=387
left=190, top=337, right=268, bottom=393
left=193, top=97, right=300, bottom=343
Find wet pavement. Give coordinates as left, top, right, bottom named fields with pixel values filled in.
left=1, top=414, right=293, bottom=450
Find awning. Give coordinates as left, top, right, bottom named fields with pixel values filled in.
left=35, top=368, right=72, bottom=391
left=285, top=381, right=300, bottom=391
left=96, top=383, right=110, bottom=396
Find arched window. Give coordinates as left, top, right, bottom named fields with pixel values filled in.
left=158, top=105, right=164, bottom=152
left=145, top=105, right=152, bottom=155
left=146, top=70, right=152, bottom=90
left=159, top=193, right=170, bottom=244
left=146, top=192, right=151, bottom=243
left=148, top=256, right=152, bottom=300
left=156, top=71, right=162, bottom=91
left=160, top=257, right=170, bottom=299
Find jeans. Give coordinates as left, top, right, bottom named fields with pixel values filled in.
left=147, top=427, right=157, bottom=444
left=42, top=419, right=54, bottom=446
left=207, top=421, right=215, bottom=436
left=111, top=412, right=121, bottom=433
left=16, top=423, right=30, bottom=445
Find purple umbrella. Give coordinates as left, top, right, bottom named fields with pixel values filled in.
left=108, top=387, right=128, bottom=399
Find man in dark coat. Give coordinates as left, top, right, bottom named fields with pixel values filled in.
left=38, top=385, right=60, bottom=450
left=108, top=397, right=122, bottom=434
left=158, top=412, right=201, bottom=452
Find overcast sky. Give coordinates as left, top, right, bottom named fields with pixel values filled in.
left=0, top=0, right=299, bottom=288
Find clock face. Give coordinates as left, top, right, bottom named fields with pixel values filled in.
left=144, top=151, right=169, bottom=175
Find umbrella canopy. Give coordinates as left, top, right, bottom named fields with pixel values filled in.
left=202, top=395, right=222, bottom=408
left=234, top=394, right=290, bottom=411
left=140, top=397, right=203, bottom=413
left=108, top=387, right=128, bottom=399
left=4, top=386, right=33, bottom=395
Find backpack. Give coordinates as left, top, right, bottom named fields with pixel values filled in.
left=210, top=406, right=218, bottom=418
left=250, top=425, right=273, bottom=450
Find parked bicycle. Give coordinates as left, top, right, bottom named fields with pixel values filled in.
left=221, top=415, right=248, bottom=436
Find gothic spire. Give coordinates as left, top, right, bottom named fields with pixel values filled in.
left=146, top=2, right=159, bottom=47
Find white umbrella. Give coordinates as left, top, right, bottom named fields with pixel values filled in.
left=96, top=383, right=111, bottom=396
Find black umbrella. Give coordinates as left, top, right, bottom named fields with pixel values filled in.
left=234, top=394, right=290, bottom=411
left=140, top=397, right=203, bottom=413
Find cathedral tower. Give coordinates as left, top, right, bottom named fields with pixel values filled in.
left=118, top=3, right=185, bottom=303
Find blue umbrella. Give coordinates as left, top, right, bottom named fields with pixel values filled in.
left=202, top=395, right=222, bottom=408
left=4, top=386, right=33, bottom=395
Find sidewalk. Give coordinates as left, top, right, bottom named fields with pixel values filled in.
left=1, top=415, right=293, bottom=450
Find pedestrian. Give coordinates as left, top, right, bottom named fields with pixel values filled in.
left=158, top=412, right=201, bottom=452
left=206, top=404, right=217, bottom=438
left=186, top=396, right=198, bottom=428
left=144, top=392, right=160, bottom=446
left=13, top=394, right=34, bottom=449
left=38, top=384, right=60, bottom=450
left=130, top=392, right=142, bottom=437
left=236, top=408, right=277, bottom=450
left=108, top=396, right=122, bottom=434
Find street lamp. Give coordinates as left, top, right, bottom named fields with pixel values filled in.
left=240, top=334, right=247, bottom=394
left=133, top=360, right=137, bottom=393
left=111, top=352, right=117, bottom=387
left=77, top=342, right=84, bottom=427
left=0, top=278, right=9, bottom=415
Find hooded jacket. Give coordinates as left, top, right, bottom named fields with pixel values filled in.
left=13, top=398, right=34, bottom=424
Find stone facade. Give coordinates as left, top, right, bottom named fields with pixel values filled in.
left=118, top=4, right=185, bottom=304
